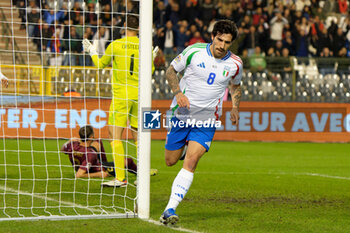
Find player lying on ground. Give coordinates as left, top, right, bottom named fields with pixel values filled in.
left=82, top=15, right=157, bottom=187
left=160, top=20, right=243, bottom=225
left=61, top=125, right=138, bottom=179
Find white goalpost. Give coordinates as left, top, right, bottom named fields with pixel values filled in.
left=137, top=0, right=152, bottom=220
left=0, top=0, right=152, bottom=220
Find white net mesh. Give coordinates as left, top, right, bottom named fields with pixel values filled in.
left=0, top=0, right=141, bottom=220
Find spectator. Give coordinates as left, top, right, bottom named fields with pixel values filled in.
left=198, top=0, right=216, bottom=27
left=242, top=25, right=259, bottom=55
left=282, top=48, right=292, bottom=72
left=270, top=11, right=288, bottom=44
left=295, top=0, right=311, bottom=12
left=268, top=40, right=283, bottom=56
left=295, top=17, right=311, bottom=37
left=249, top=46, right=266, bottom=72
left=46, top=0, right=64, bottom=10
left=153, top=27, right=165, bottom=51
left=92, top=26, right=110, bottom=56
left=27, top=7, right=40, bottom=38
left=218, top=8, right=234, bottom=22
left=44, top=9, right=56, bottom=25
left=310, top=15, right=324, bottom=37
left=70, top=2, right=83, bottom=25
left=110, top=17, right=124, bottom=40
left=256, top=19, right=269, bottom=52
left=338, top=0, right=348, bottom=15
left=319, top=47, right=335, bottom=74
left=338, top=47, right=348, bottom=57
left=252, top=7, right=266, bottom=26
left=316, top=27, right=332, bottom=56
left=16, top=0, right=26, bottom=29
left=323, top=0, right=338, bottom=14
left=240, top=15, right=252, bottom=34
left=75, top=16, right=85, bottom=38
left=282, top=30, right=295, bottom=55
left=123, top=0, right=138, bottom=14
left=85, top=3, right=98, bottom=27
left=180, top=0, right=198, bottom=25
left=332, top=27, right=346, bottom=56
left=101, top=4, right=113, bottom=26
left=188, top=31, right=205, bottom=45
left=62, top=27, right=82, bottom=66
left=154, top=0, right=167, bottom=28
left=175, top=25, right=189, bottom=52
left=302, top=5, right=312, bottom=20
left=166, top=2, right=181, bottom=25
left=231, top=2, right=245, bottom=24
left=47, top=28, right=63, bottom=66
left=295, top=29, right=309, bottom=57
left=163, top=21, right=177, bottom=65
left=111, top=0, right=123, bottom=12
left=283, top=7, right=292, bottom=23
left=34, top=21, right=52, bottom=52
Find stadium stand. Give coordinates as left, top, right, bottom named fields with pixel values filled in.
left=5, top=0, right=350, bottom=102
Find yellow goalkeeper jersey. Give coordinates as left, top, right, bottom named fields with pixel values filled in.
left=91, top=36, right=139, bottom=100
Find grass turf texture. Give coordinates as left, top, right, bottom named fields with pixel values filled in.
left=0, top=139, right=349, bottom=232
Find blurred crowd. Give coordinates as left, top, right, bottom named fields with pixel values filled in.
left=153, top=0, right=350, bottom=67
left=13, top=0, right=139, bottom=66
left=12, top=0, right=350, bottom=67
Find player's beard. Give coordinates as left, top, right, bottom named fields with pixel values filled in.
left=214, top=47, right=226, bottom=58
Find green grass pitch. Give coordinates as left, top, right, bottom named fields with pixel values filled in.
left=0, top=139, right=349, bottom=232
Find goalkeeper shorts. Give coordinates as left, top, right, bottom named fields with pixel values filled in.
left=108, top=99, right=138, bottom=128
left=165, top=117, right=216, bottom=152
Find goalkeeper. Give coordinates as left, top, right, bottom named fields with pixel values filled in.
left=82, top=15, right=157, bottom=187
left=61, top=125, right=137, bottom=179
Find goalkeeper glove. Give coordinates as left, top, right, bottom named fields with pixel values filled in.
left=82, top=39, right=98, bottom=56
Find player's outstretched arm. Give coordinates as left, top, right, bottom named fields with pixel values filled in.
left=83, top=39, right=113, bottom=69
left=230, top=84, right=241, bottom=125
left=75, top=168, right=110, bottom=178
left=0, top=72, right=8, bottom=88
left=166, top=65, right=190, bottom=108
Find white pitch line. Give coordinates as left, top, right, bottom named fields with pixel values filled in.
left=160, top=170, right=350, bottom=180
left=0, top=186, right=202, bottom=232
left=146, top=219, right=202, bottom=233
left=298, top=173, right=350, bottom=180
left=0, top=185, right=108, bottom=214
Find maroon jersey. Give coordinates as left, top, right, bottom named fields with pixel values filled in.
left=61, top=139, right=107, bottom=173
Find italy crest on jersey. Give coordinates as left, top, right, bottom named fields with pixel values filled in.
left=223, top=66, right=230, bottom=77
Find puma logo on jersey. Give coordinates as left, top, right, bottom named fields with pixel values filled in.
left=197, top=62, right=206, bottom=68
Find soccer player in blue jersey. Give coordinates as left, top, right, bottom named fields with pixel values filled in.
left=160, top=20, right=243, bottom=225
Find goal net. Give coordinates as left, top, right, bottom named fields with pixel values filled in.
left=0, top=0, right=151, bottom=220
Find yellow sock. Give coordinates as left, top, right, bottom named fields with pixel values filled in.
left=111, top=140, right=125, bottom=181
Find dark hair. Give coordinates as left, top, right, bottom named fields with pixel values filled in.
left=126, top=15, right=139, bottom=31
left=212, top=20, right=239, bottom=41
left=79, top=125, right=94, bottom=142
